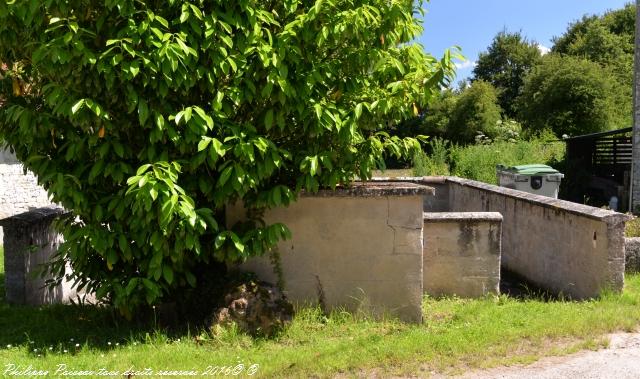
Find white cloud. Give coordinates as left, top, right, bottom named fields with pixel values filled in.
left=454, top=60, right=477, bottom=70
left=537, top=44, right=551, bottom=55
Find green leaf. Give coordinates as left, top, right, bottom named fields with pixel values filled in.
left=211, top=139, right=226, bottom=157
left=198, top=137, right=211, bottom=152
left=264, top=109, right=274, bottom=130
left=214, top=233, right=226, bottom=249
left=309, top=156, right=319, bottom=176
left=217, top=166, right=233, bottom=187
left=230, top=233, right=245, bottom=253
left=138, top=100, right=149, bottom=126
left=179, top=10, right=189, bottom=23
left=185, top=271, right=197, bottom=287
left=71, top=99, right=85, bottom=114
left=162, top=265, right=174, bottom=284
left=355, top=103, right=363, bottom=119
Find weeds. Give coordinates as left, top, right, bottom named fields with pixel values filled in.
left=413, top=137, right=565, bottom=184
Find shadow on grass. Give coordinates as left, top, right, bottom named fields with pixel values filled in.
left=0, top=271, right=194, bottom=351
left=500, top=269, right=559, bottom=302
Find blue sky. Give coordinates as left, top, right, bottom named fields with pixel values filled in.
left=417, top=0, right=632, bottom=82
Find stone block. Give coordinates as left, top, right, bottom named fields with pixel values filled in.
left=423, top=212, right=502, bottom=298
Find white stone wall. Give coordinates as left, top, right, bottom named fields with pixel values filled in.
left=229, top=191, right=427, bottom=323
left=0, top=149, right=53, bottom=244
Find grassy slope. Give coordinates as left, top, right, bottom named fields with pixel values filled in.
left=0, top=248, right=639, bottom=377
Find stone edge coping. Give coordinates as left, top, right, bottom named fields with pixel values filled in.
left=424, top=212, right=503, bottom=222
left=0, top=206, right=67, bottom=226
left=302, top=181, right=435, bottom=198
left=373, top=176, right=633, bottom=223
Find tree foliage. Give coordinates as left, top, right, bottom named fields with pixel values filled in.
left=552, top=3, right=635, bottom=88
left=517, top=54, right=629, bottom=137
left=472, top=31, right=542, bottom=118
left=420, top=89, right=457, bottom=138
left=0, top=0, right=454, bottom=315
left=446, top=80, right=502, bottom=143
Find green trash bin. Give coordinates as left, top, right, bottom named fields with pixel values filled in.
left=496, top=164, right=564, bottom=198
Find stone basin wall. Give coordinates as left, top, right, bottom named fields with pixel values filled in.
left=376, top=176, right=631, bottom=299
left=228, top=182, right=433, bottom=323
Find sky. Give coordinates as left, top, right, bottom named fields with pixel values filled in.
left=417, top=0, right=632, bottom=83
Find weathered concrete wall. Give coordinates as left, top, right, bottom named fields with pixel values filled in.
left=423, top=212, right=502, bottom=297
left=625, top=237, right=640, bottom=273
left=441, top=177, right=630, bottom=299
left=0, top=149, right=53, bottom=243
left=228, top=182, right=433, bottom=322
left=0, top=207, right=82, bottom=305
left=422, top=177, right=450, bottom=212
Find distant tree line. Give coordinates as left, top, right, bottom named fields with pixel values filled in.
left=403, top=3, right=635, bottom=144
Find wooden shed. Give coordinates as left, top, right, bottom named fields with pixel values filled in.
left=563, top=127, right=632, bottom=211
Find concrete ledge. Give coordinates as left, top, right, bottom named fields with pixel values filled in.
left=0, top=207, right=66, bottom=226
left=445, top=176, right=632, bottom=224
left=377, top=176, right=632, bottom=223
left=424, top=212, right=503, bottom=222
left=305, top=181, right=434, bottom=198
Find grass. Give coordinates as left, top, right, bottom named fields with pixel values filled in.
left=1, top=247, right=640, bottom=377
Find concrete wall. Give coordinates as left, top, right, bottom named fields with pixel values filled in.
left=423, top=212, right=502, bottom=297
left=422, top=177, right=450, bottom=212
left=0, top=149, right=53, bottom=243
left=438, top=177, right=630, bottom=299
left=0, top=207, right=82, bottom=305
left=228, top=183, right=432, bottom=322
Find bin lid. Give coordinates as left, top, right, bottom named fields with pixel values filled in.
left=498, top=164, right=560, bottom=175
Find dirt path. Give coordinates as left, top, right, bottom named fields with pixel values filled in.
left=457, top=332, right=640, bottom=379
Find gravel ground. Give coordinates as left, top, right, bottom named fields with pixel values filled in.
left=457, top=332, right=640, bottom=379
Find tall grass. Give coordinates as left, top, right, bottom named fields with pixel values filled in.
left=414, top=137, right=566, bottom=184
left=413, top=138, right=450, bottom=176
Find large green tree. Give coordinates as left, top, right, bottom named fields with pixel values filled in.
left=517, top=54, right=629, bottom=137
left=472, top=31, right=542, bottom=118
left=553, top=4, right=635, bottom=86
left=0, top=0, right=454, bottom=315
left=446, top=80, right=502, bottom=143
